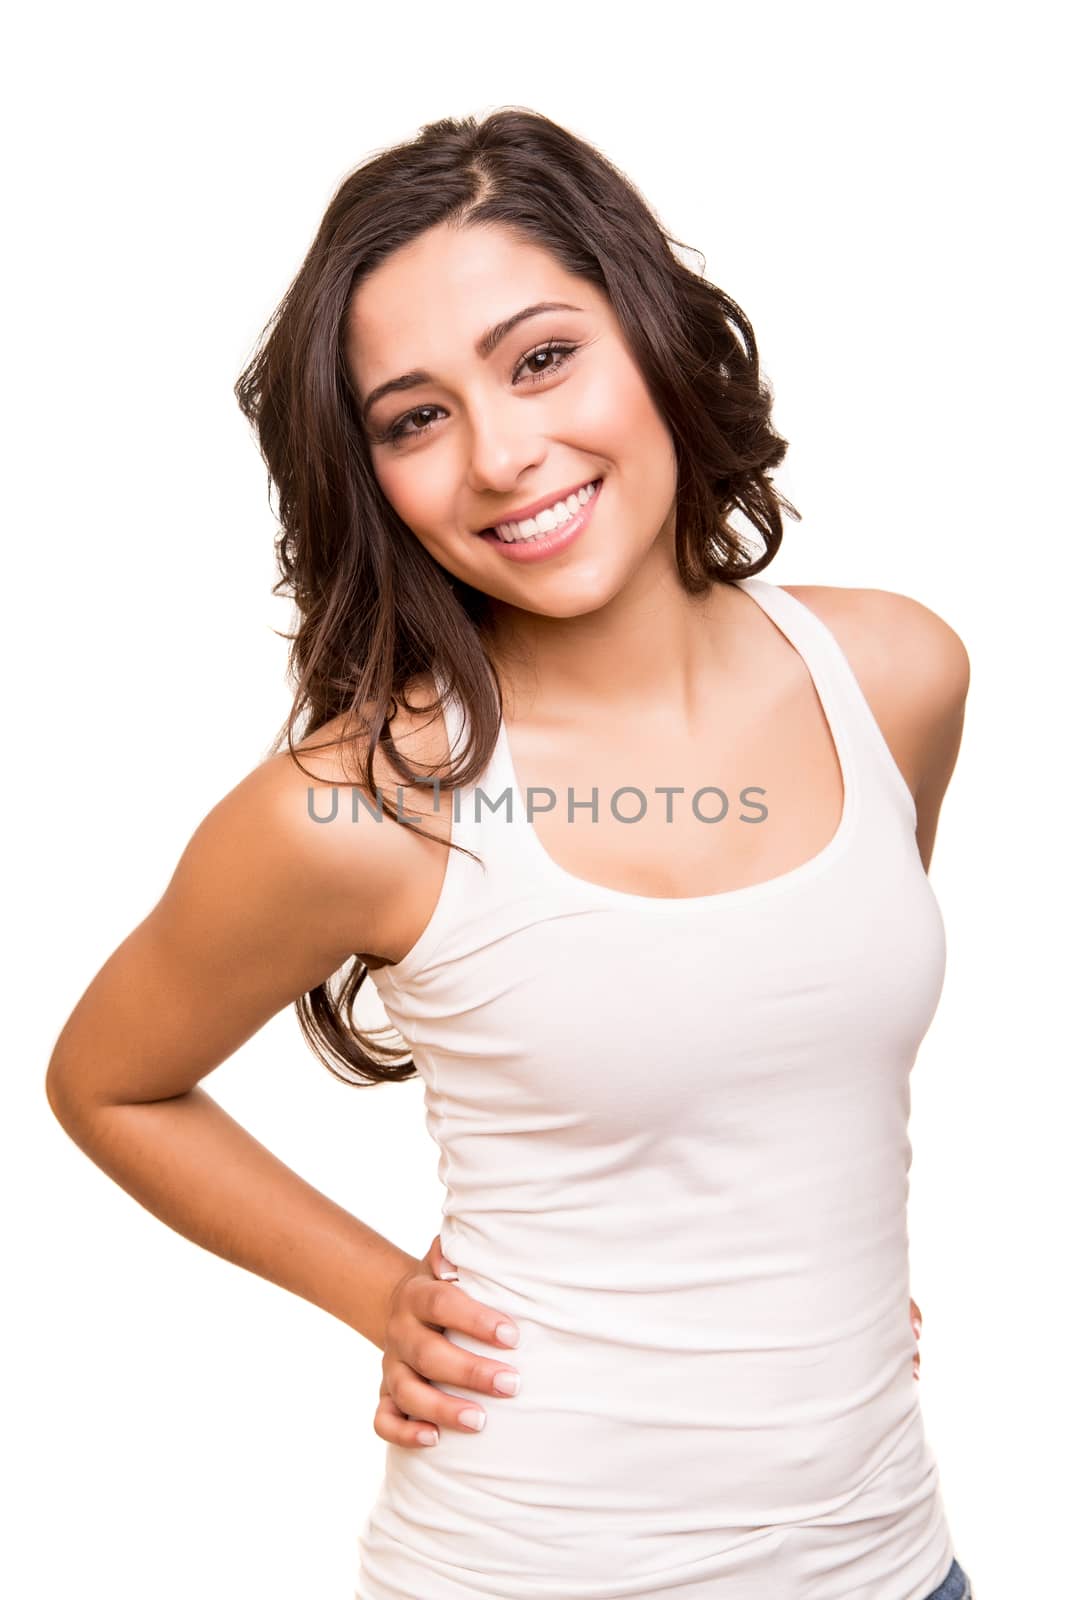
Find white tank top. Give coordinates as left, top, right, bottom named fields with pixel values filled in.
left=356, top=576, right=957, bottom=1600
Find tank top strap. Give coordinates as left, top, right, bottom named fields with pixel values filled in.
left=734, top=576, right=918, bottom=828
left=429, top=666, right=473, bottom=841
left=433, top=666, right=468, bottom=764
left=429, top=666, right=510, bottom=857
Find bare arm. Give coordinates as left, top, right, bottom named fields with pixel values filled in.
left=44, top=741, right=422, bottom=1353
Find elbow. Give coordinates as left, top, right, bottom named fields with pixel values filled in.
left=45, top=1048, right=87, bottom=1133
left=44, top=1055, right=72, bottom=1128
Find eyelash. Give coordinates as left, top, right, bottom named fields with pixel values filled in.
left=373, top=340, right=582, bottom=447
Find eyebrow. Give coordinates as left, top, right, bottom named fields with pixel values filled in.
left=359, top=300, right=585, bottom=420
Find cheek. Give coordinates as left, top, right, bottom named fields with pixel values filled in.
left=567, top=362, right=642, bottom=442
left=571, top=356, right=670, bottom=462
left=375, top=454, right=454, bottom=537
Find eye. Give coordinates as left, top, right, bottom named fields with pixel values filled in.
left=516, top=340, right=581, bottom=386
left=377, top=403, right=443, bottom=447
left=373, top=340, right=582, bottom=447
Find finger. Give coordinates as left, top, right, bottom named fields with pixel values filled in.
left=384, top=1276, right=522, bottom=1420
left=427, top=1234, right=459, bottom=1282
left=909, top=1297, right=922, bottom=1339
left=408, top=1277, right=522, bottom=1352
left=385, top=1357, right=510, bottom=1434
left=374, top=1389, right=440, bottom=1450
left=387, top=1320, right=522, bottom=1410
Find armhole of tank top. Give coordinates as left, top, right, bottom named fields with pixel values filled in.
left=370, top=673, right=473, bottom=993
left=747, top=578, right=919, bottom=830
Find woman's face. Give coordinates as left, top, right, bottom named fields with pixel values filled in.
left=344, top=222, right=678, bottom=620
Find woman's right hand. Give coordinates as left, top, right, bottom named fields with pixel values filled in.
left=374, top=1235, right=522, bottom=1449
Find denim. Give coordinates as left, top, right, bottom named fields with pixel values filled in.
left=921, top=1556, right=973, bottom=1600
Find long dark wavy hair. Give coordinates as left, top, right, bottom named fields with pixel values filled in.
left=233, top=105, right=799, bottom=1089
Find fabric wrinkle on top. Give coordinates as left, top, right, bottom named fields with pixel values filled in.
left=355, top=576, right=958, bottom=1600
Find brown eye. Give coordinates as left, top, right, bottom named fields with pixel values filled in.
left=378, top=405, right=443, bottom=446
left=515, top=342, right=580, bottom=386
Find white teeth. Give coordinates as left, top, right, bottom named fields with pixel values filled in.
left=494, top=479, right=599, bottom=543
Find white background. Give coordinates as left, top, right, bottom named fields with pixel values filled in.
left=6, top=2, right=1062, bottom=1595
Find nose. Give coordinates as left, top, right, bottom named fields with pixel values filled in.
left=463, top=399, right=547, bottom=500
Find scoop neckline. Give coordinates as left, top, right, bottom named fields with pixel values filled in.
left=489, top=578, right=859, bottom=912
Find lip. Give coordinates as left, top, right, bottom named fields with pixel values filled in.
left=475, top=476, right=602, bottom=535
left=478, top=477, right=602, bottom=565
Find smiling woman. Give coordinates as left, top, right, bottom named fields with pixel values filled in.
left=47, top=105, right=973, bottom=1600
left=228, top=111, right=799, bottom=1100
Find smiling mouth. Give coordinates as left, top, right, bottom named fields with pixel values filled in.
left=478, top=478, right=603, bottom=544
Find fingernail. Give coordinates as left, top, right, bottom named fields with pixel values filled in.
left=439, top=1261, right=459, bottom=1281
left=458, top=1408, right=485, bottom=1431
left=416, top=1428, right=438, bottom=1446
left=496, top=1322, right=520, bottom=1347
left=493, top=1371, right=521, bottom=1395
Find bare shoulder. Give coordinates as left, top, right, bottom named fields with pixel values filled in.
left=247, top=673, right=454, bottom=959
left=45, top=679, right=453, bottom=1111
left=781, top=584, right=970, bottom=704
left=267, top=670, right=451, bottom=827
left=134, top=671, right=453, bottom=987
left=781, top=584, right=970, bottom=865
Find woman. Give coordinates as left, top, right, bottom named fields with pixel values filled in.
left=45, top=109, right=974, bottom=1600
